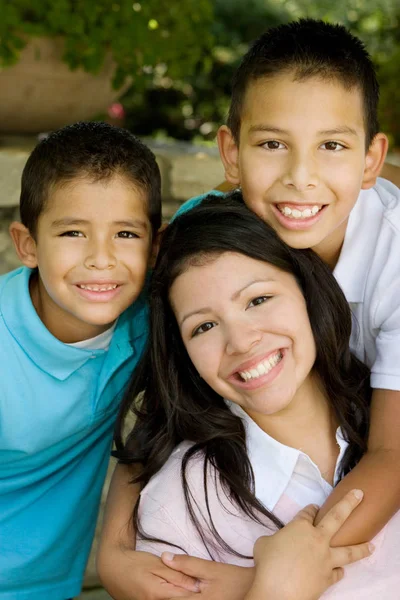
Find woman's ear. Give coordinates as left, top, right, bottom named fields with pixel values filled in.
left=9, top=222, right=38, bottom=268
left=217, top=125, right=241, bottom=186
left=361, top=133, right=389, bottom=189
left=149, top=223, right=168, bottom=268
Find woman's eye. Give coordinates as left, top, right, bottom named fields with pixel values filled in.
left=321, top=141, right=345, bottom=151
left=192, top=322, right=216, bottom=337
left=60, top=230, right=83, bottom=237
left=248, top=295, right=271, bottom=308
left=117, top=231, right=139, bottom=239
left=262, top=140, right=285, bottom=150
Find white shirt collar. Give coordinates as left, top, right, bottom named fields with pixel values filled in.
left=227, top=400, right=348, bottom=511
left=334, top=179, right=396, bottom=303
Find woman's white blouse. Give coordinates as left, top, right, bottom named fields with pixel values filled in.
left=137, top=403, right=400, bottom=598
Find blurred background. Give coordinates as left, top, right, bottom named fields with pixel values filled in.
left=0, top=2, right=398, bottom=597
left=0, top=0, right=399, bottom=146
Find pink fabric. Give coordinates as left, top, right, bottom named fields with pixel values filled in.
left=137, top=441, right=400, bottom=598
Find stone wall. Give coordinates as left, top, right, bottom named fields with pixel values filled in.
left=0, top=135, right=225, bottom=273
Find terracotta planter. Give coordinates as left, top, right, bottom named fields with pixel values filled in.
left=0, top=37, right=129, bottom=134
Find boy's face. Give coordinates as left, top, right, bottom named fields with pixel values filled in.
left=29, top=175, right=152, bottom=343
left=219, top=74, right=386, bottom=266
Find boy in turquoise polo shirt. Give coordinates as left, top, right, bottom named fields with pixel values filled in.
left=0, top=122, right=161, bottom=600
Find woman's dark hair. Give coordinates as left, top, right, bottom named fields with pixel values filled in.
left=114, top=192, right=371, bottom=559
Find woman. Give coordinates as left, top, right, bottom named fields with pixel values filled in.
left=112, top=194, right=398, bottom=598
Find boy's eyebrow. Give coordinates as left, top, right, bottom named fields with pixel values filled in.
left=51, top=217, right=149, bottom=229
left=318, top=126, right=359, bottom=137
left=179, top=279, right=271, bottom=326
left=248, top=125, right=359, bottom=137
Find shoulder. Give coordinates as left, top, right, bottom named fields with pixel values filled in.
left=173, top=190, right=226, bottom=220
left=139, top=441, right=203, bottom=506
left=0, top=266, right=28, bottom=297
left=373, top=178, right=400, bottom=230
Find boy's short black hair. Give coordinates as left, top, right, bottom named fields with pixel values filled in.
left=228, top=19, right=380, bottom=148
left=20, top=121, right=162, bottom=235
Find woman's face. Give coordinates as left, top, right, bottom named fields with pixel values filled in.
left=170, top=251, right=317, bottom=419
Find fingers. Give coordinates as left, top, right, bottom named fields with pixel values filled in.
left=330, top=567, right=345, bottom=586
left=317, top=489, right=364, bottom=538
left=331, top=541, right=374, bottom=568
left=161, top=552, right=212, bottom=579
left=292, top=503, right=319, bottom=524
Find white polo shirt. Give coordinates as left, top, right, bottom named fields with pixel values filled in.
left=137, top=403, right=400, bottom=598
left=333, top=178, right=400, bottom=390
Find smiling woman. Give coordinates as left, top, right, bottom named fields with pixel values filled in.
left=109, top=193, right=400, bottom=598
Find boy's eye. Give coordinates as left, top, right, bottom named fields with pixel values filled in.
left=248, top=295, right=271, bottom=308
left=117, top=231, right=139, bottom=239
left=60, top=230, right=83, bottom=237
left=320, top=141, right=345, bottom=151
left=192, top=321, right=216, bottom=337
left=262, top=140, right=286, bottom=150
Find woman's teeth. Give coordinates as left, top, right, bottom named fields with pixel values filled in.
left=238, top=351, right=283, bottom=382
left=78, top=284, right=118, bottom=291
left=279, top=205, right=321, bottom=219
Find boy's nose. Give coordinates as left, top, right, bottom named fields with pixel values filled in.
left=282, top=153, right=318, bottom=191
left=84, top=241, right=116, bottom=270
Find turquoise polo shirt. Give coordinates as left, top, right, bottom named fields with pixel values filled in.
left=0, top=267, right=148, bottom=600
left=173, top=189, right=224, bottom=219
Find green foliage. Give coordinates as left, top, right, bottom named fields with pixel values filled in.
left=0, top=0, right=214, bottom=88
left=122, top=0, right=400, bottom=147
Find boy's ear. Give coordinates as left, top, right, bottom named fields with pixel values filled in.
left=9, top=222, right=38, bottom=268
left=217, top=125, right=241, bottom=185
left=361, top=133, right=389, bottom=189
left=149, top=223, right=168, bottom=268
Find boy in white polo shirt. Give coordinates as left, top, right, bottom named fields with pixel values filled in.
left=0, top=122, right=162, bottom=600
left=173, top=18, right=400, bottom=547
left=98, top=19, right=400, bottom=600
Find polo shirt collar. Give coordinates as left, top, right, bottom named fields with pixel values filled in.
left=0, top=267, right=142, bottom=381
left=227, top=401, right=348, bottom=511
left=227, top=401, right=300, bottom=510
left=334, top=187, right=382, bottom=303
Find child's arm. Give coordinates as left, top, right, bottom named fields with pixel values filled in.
left=96, top=463, right=199, bottom=600
left=161, top=490, right=372, bottom=600
left=315, top=389, right=400, bottom=545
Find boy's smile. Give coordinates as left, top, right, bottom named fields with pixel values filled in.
left=219, top=74, right=386, bottom=267
left=28, top=175, right=152, bottom=343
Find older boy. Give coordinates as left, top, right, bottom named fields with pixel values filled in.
left=98, top=19, right=400, bottom=600
left=0, top=122, right=161, bottom=600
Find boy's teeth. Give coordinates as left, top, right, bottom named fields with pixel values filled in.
left=78, top=284, right=118, bottom=291
left=238, top=351, right=283, bottom=382
left=280, top=205, right=320, bottom=219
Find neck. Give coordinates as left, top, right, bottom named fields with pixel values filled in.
left=312, top=218, right=348, bottom=269
left=247, top=374, right=339, bottom=484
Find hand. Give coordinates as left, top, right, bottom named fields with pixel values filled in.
left=98, top=550, right=200, bottom=600
left=246, top=489, right=373, bottom=600
left=161, top=553, right=254, bottom=600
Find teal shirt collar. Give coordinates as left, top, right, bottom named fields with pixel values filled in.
left=0, top=267, right=148, bottom=381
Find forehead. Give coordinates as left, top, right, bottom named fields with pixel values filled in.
left=41, top=175, right=150, bottom=222
left=240, top=73, right=366, bottom=139
left=171, top=252, right=299, bottom=306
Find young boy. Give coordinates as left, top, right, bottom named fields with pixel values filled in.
left=0, top=122, right=161, bottom=600
left=98, top=18, right=400, bottom=600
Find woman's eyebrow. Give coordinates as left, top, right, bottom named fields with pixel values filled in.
left=179, top=278, right=273, bottom=326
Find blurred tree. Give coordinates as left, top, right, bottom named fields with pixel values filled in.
left=122, top=0, right=400, bottom=148
left=0, top=0, right=214, bottom=89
